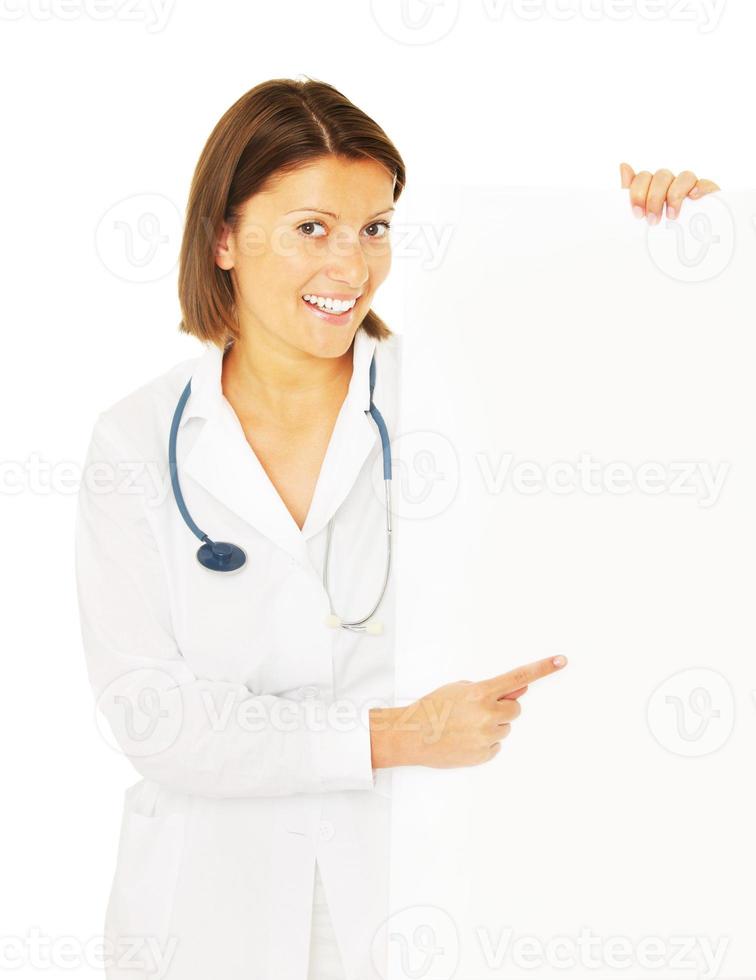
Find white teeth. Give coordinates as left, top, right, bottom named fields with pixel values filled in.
left=303, top=294, right=358, bottom=314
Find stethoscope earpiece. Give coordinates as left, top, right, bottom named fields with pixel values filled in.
left=324, top=613, right=383, bottom=635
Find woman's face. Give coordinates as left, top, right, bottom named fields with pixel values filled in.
left=215, top=155, right=395, bottom=359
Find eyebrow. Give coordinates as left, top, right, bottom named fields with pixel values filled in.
left=285, top=206, right=396, bottom=220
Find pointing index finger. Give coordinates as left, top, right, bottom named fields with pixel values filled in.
left=481, top=656, right=568, bottom=698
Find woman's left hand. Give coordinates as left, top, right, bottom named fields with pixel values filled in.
left=620, top=162, right=720, bottom=224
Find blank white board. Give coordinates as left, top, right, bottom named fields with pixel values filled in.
left=382, top=187, right=756, bottom=980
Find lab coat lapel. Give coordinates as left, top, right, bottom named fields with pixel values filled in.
left=301, top=327, right=379, bottom=541
left=299, top=398, right=378, bottom=541
left=178, top=328, right=378, bottom=566
left=181, top=405, right=312, bottom=567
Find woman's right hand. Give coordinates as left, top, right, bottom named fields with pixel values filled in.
left=371, top=655, right=567, bottom=770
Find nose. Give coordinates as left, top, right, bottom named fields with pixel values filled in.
left=323, top=229, right=372, bottom=292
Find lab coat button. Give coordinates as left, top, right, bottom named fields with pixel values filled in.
left=299, top=685, right=319, bottom=699
left=318, top=820, right=335, bottom=842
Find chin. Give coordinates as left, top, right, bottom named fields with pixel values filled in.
left=303, top=328, right=355, bottom=359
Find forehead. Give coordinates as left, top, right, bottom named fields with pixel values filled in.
left=241, top=156, right=394, bottom=219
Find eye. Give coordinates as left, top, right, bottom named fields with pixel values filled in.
left=296, top=219, right=392, bottom=239
left=364, top=220, right=392, bottom=238
left=297, top=220, right=327, bottom=238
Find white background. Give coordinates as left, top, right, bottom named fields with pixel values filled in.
left=1, top=1, right=753, bottom=977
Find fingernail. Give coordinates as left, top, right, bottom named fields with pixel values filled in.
left=553, top=655, right=566, bottom=667
left=667, top=206, right=676, bottom=220
left=647, top=212, right=658, bottom=225
left=632, top=205, right=644, bottom=219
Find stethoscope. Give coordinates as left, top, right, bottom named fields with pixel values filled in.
left=168, top=351, right=392, bottom=635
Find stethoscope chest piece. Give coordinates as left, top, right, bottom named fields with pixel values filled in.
left=196, top=540, right=247, bottom=573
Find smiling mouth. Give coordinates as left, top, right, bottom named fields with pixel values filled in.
left=301, top=294, right=362, bottom=317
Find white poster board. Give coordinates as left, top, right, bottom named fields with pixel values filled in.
left=386, top=187, right=756, bottom=980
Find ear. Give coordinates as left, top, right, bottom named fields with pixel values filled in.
left=215, top=219, right=234, bottom=271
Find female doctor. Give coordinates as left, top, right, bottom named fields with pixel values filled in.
left=74, top=77, right=721, bottom=980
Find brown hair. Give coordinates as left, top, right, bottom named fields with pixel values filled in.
left=177, top=76, right=406, bottom=348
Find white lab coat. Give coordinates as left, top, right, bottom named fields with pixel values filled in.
left=74, top=326, right=402, bottom=980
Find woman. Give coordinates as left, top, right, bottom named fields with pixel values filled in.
left=75, top=76, right=721, bottom=980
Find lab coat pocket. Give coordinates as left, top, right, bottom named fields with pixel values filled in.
left=105, top=779, right=187, bottom=960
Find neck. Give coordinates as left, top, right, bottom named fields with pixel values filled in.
left=221, top=330, right=354, bottom=427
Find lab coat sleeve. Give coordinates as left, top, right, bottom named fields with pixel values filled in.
left=75, top=414, right=378, bottom=800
